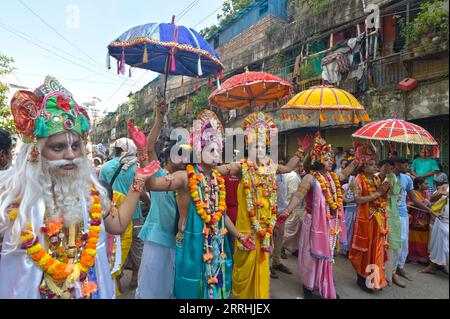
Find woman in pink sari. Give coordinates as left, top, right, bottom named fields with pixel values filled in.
left=285, top=134, right=358, bottom=299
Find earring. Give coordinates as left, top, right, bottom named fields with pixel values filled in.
left=28, top=137, right=40, bottom=163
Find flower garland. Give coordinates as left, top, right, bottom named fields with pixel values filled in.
left=19, top=186, right=102, bottom=299
left=360, top=174, right=390, bottom=237
left=312, top=171, right=344, bottom=260
left=312, top=171, right=343, bottom=211
left=187, top=164, right=227, bottom=299
left=241, top=159, right=278, bottom=253
left=187, top=164, right=226, bottom=226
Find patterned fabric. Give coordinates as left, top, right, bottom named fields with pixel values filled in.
left=10, top=76, right=90, bottom=140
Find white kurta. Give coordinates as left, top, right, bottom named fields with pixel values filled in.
left=0, top=195, right=115, bottom=299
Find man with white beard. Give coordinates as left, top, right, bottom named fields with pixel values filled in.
left=0, top=76, right=159, bottom=299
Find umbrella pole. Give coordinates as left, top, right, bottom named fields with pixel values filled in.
left=163, top=53, right=172, bottom=97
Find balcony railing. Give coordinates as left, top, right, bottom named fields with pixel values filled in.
left=370, top=53, right=408, bottom=90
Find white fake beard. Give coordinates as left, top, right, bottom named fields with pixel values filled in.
left=41, top=156, right=93, bottom=227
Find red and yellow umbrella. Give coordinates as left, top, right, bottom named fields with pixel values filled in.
left=352, top=118, right=438, bottom=145
left=281, top=85, right=370, bottom=124
left=208, top=70, right=292, bottom=110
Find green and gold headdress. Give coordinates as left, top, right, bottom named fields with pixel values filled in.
left=11, top=76, right=91, bottom=142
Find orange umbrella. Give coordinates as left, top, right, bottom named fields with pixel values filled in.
left=281, top=85, right=370, bottom=125
left=208, top=70, right=292, bottom=110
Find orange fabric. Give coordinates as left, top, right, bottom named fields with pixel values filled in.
left=349, top=175, right=387, bottom=289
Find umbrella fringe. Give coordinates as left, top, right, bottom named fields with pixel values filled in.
left=143, top=45, right=149, bottom=63
left=106, top=52, right=111, bottom=69
left=197, top=56, right=203, bottom=76
left=119, top=48, right=126, bottom=75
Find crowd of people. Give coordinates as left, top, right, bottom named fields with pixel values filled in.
left=0, top=76, right=448, bottom=299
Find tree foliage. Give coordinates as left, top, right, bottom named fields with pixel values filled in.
left=191, top=86, right=213, bottom=118
left=0, top=55, right=16, bottom=132
left=200, top=0, right=252, bottom=40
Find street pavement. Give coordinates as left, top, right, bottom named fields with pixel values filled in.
left=118, top=252, right=449, bottom=299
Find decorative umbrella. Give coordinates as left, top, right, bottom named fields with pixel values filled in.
left=107, top=16, right=224, bottom=95
left=352, top=117, right=439, bottom=157
left=280, top=85, right=370, bottom=126
left=352, top=118, right=438, bottom=145
left=208, top=69, right=292, bottom=110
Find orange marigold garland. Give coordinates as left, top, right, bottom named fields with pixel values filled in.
left=187, top=164, right=228, bottom=299
left=241, top=159, right=278, bottom=253
left=359, top=174, right=390, bottom=237
left=19, top=186, right=102, bottom=299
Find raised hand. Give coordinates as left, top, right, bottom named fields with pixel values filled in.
left=156, top=97, right=168, bottom=118
left=127, top=119, right=147, bottom=149
left=298, top=134, right=314, bottom=150
left=238, top=234, right=256, bottom=251
left=135, top=160, right=161, bottom=179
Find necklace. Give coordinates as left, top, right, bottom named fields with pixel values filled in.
left=359, top=174, right=390, bottom=243
left=187, top=164, right=227, bottom=299
left=312, top=171, right=343, bottom=261
left=242, top=159, right=278, bottom=253
left=20, top=186, right=102, bottom=299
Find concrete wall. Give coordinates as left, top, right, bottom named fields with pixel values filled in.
left=363, top=79, right=449, bottom=121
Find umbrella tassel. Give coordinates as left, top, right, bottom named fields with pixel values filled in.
left=119, top=48, right=125, bottom=75
left=220, top=70, right=224, bottom=79
left=301, top=111, right=306, bottom=122
left=143, top=45, right=148, bottom=63
left=320, top=113, right=326, bottom=122
left=365, top=113, right=371, bottom=121
left=195, top=77, right=199, bottom=94
left=216, top=77, right=221, bottom=90
left=197, top=56, right=203, bottom=77
left=333, top=114, right=337, bottom=121
left=346, top=114, right=352, bottom=122
left=171, top=49, right=176, bottom=72
left=406, top=144, right=410, bottom=156
left=129, top=67, right=132, bottom=77
left=338, top=112, right=345, bottom=123
left=116, top=60, right=120, bottom=75
left=208, top=78, right=212, bottom=88
left=106, top=52, right=111, bottom=69
left=433, top=146, right=440, bottom=158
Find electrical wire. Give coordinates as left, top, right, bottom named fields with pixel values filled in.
left=17, top=0, right=105, bottom=69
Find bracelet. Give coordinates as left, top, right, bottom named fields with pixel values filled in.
left=131, top=176, right=146, bottom=193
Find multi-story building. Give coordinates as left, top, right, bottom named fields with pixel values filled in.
left=95, top=0, right=449, bottom=170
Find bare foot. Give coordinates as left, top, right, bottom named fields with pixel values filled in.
left=420, top=264, right=438, bottom=274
